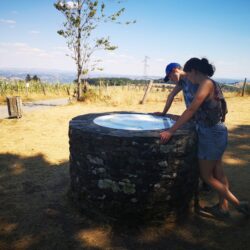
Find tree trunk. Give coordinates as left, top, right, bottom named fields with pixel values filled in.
left=77, top=0, right=82, bottom=101
left=77, top=73, right=82, bottom=100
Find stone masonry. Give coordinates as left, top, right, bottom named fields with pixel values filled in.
left=69, top=112, right=198, bottom=222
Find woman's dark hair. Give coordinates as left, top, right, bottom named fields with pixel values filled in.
left=183, top=57, right=215, bottom=77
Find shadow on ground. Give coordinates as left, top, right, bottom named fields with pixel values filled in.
left=226, top=125, right=250, bottom=166
left=0, top=125, right=249, bottom=250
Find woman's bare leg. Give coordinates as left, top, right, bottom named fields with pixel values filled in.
left=213, top=159, right=229, bottom=211
left=199, top=159, right=240, bottom=207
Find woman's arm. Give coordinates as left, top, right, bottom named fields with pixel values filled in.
left=160, top=80, right=213, bottom=143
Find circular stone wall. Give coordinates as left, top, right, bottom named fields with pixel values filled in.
left=69, top=112, right=198, bottom=222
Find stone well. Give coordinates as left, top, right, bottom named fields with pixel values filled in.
left=69, top=112, right=198, bottom=221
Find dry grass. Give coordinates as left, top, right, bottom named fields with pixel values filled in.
left=80, top=85, right=183, bottom=106
left=0, top=93, right=69, bottom=105
left=0, top=91, right=249, bottom=250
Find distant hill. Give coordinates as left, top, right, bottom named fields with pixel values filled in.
left=0, top=68, right=75, bottom=83
left=0, top=67, right=244, bottom=84
left=0, top=68, right=161, bottom=83
left=214, top=78, right=243, bottom=85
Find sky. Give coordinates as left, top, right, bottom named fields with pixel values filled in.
left=0, top=0, right=250, bottom=79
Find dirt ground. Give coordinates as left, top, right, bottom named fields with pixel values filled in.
left=0, top=96, right=249, bottom=250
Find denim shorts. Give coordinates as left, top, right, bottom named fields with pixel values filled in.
left=196, top=122, right=228, bottom=160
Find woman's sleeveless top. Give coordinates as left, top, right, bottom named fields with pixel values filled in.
left=195, top=80, right=228, bottom=127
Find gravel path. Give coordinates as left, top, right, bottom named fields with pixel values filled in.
left=0, top=98, right=69, bottom=119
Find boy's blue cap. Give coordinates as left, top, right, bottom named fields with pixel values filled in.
left=164, top=62, right=181, bottom=82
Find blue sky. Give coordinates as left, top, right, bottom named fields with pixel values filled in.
left=0, top=0, right=250, bottom=79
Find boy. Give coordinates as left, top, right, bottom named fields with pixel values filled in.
left=155, top=62, right=198, bottom=116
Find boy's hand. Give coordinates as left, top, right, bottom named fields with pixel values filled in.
left=153, top=112, right=165, bottom=116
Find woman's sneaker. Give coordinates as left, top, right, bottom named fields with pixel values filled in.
left=203, top=204, right=230, bottom=219
left=235, top=201, right=250, bottom=216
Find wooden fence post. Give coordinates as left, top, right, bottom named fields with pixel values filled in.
left=56, top=83, right=60, bottom=95
left=139, top=80, right=153, bottom=104
left=25, top=82, right=29, bottom=96
left=106, top=81, right=109, bottom=96
left=127, top=83, right=130, bottom=91
left=66, top=87, right=70, bottom=96
left=6, top=96, right=23, bottom=118
left=42, top=85, right=46, bottom=96
left=99, top=80, right=102, bottom=96
left=241, top=78, right=247, bottom=97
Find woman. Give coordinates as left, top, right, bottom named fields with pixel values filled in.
left=160, top=57, right=249, bottom=218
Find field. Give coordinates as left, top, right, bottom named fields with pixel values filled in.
left=0, top=88, right=250, bottom=250
left=0, top=80, right=71, bottom=105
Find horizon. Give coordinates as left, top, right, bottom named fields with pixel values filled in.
left=1, top=0, right=250, bottom=79
left=0, top=67, right=244, bottom=84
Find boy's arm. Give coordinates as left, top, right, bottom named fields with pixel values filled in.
left=161, top=84, right=182, bottom=114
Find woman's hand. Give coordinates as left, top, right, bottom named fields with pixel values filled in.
left=167, top=114, right=180, bottom=121
left=160, top=130, right=173, bottom=144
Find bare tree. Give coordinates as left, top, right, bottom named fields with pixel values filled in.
left=54, top=0, right=135, bottom=100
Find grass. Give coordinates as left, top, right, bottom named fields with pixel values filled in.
left=0, top=80, right=72, bottom=105
left=0, top=89, right=250, bottom=250
left=1, top=79, right=248, bottom=105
